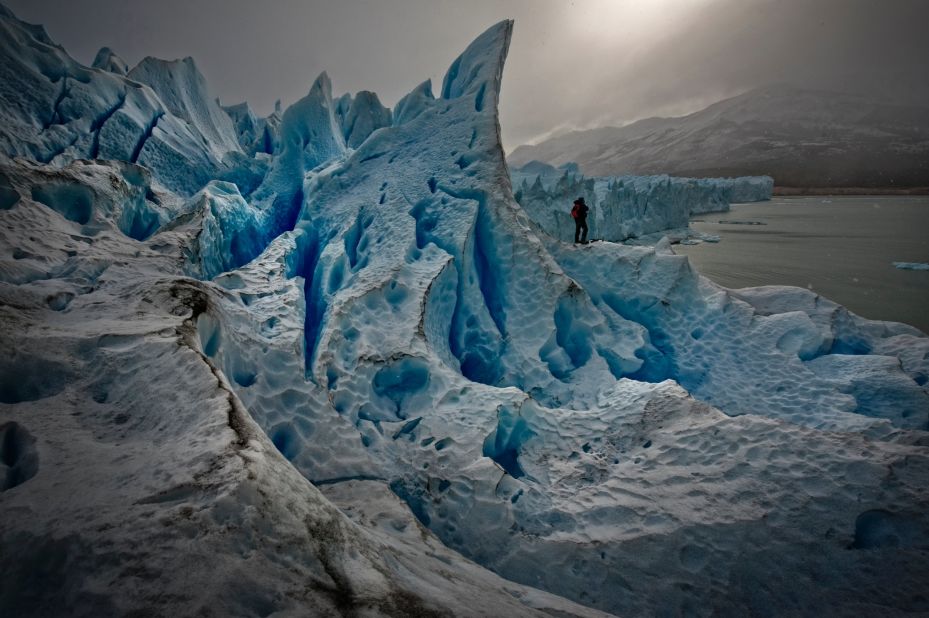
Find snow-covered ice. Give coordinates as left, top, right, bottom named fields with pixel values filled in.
left=1, top=5, right=928, bottom=617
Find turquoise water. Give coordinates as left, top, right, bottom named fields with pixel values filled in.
left=676, top=196, right=929, bottom=334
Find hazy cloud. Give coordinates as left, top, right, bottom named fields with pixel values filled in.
left=7, top=0, right=928, bottom=150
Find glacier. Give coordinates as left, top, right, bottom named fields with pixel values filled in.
left=511, top=161, right=774, bottom=243
left=1, top=5, right=928, bottom=617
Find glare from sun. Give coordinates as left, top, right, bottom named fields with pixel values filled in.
left=565, top=0, right=711, bottom=47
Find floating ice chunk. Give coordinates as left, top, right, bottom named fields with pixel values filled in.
left=894, top=261, right=929, bottom=271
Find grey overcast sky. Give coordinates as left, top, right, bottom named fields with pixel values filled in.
left=6, top=0, right=929, bottom=150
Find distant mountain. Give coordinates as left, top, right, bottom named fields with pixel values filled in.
left=508, top=86, right=929, bottom=188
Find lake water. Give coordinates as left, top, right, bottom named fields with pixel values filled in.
left=675, top=196, right=929, bottom=334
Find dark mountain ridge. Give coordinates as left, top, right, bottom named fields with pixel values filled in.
left=508, top=85, right=929, bottom=188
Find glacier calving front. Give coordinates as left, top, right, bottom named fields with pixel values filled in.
left=511, top=162, right=774, bottom=242
left=1, top=6, right=928, bottom=617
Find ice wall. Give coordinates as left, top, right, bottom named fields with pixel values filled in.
left=723, top=174, right=775, bottom=203
left=512, top=163, right=773, bottom=242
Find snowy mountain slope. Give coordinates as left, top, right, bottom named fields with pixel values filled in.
left=1, top=6, right=929, bottom=618
left=508, top=86, right=929, bottom=187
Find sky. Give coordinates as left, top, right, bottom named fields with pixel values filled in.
left=7, top=0, right=929, bottom=151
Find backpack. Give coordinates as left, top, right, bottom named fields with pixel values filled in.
left=571, top=204, right=580, bottom=219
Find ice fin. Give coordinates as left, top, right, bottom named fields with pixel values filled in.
left=92, top=47, right=128, bottom=75
left=393, top=79, right=434, bottom=126
left=341, top=90, right=391, bottom=148
left=279, top=71, right=346, bottom=169
left=334, top=92, right=353, bottom=131
left=441, top=20, right=513, bottom=103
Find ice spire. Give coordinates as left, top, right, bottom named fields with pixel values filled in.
left=92, top=46, right=129, bottom=75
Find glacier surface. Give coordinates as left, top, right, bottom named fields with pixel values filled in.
left=1, top=5, right=928, bottom=617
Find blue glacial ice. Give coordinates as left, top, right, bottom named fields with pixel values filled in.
left=222, top=100, right=281, bottom=157
left=1, top=5, right=928, bottom=617
left=335, top=90, right=392, bottom=148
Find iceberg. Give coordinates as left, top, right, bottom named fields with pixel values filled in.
left=894, top=261, right=929, bottom=271
left=0, top=5, right=927, bottom=617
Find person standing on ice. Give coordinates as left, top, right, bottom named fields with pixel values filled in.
left=571, top=196, right=589, bottom=244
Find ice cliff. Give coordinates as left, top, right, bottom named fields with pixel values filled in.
left=511, top=161, right=774, bottom=242
left=1, top=5, right=927, bottom=617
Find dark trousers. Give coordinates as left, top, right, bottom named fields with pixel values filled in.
left=574, top=218, right=588, bottom=243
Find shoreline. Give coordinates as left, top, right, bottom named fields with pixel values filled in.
left=773, top=186, right=929, bottom=196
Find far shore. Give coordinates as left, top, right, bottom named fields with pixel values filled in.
left=773, top=186, right=929, bottom=196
